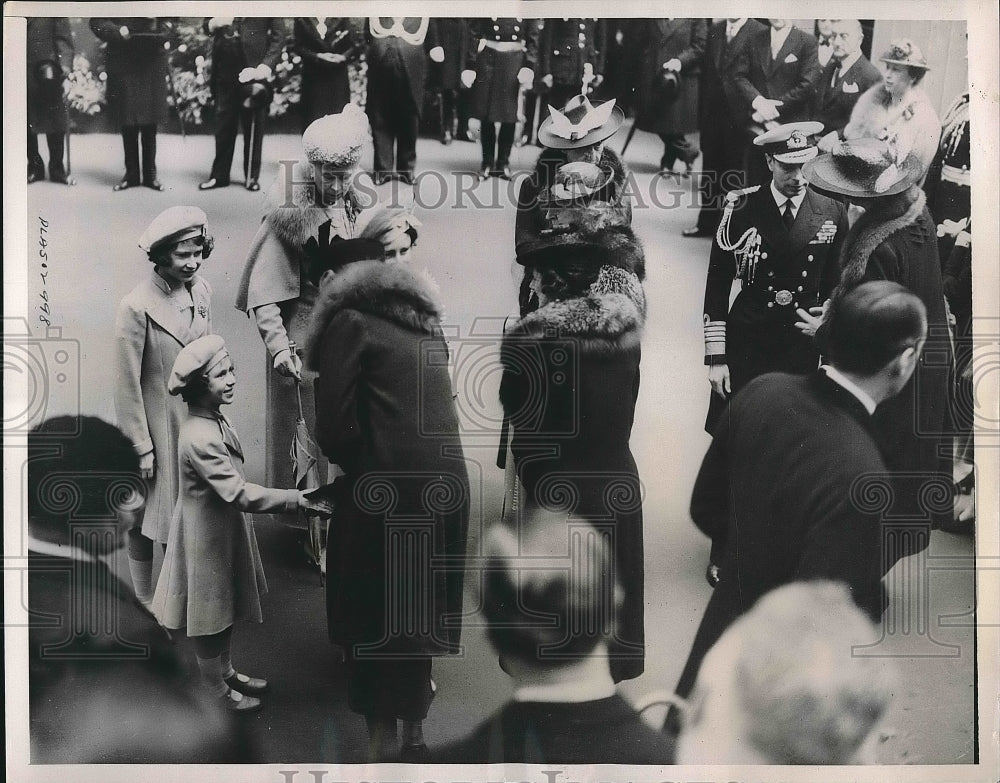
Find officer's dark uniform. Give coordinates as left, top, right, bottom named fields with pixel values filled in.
left=702, top=135, right=848, bottom=432
left=468, top=17, right=539, bottom=175
left=536, top=18, right=606, bottom=126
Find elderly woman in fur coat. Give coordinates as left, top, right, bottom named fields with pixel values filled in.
left=501, top=219, right=647, bottom=683
left=235, top=104, right=379, bottom=506
left=804, top=139, right=953, bottom=530
left=842, top=39, right=940, bottom=176
left=303, top=224, right=469, bottom=762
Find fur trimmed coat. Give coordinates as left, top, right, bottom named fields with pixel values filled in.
left=843, top=83, right=941, bottom=174
left=305, top=260, right=470, bottom=657
left=499, top=265, right=646, bottom=682
left=834, top=187, right=953, bottom=527
left=235, top=166, right=377, bottom=490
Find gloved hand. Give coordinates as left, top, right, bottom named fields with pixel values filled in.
left=460, top=69, right=476, bottom=88
left=274, top=348, right=302, bottom=380
left=517, top=67, right=534, bottom=87
left=708, top=364, right=731, bottom=399
left=429, top=46, right=445, bottom=63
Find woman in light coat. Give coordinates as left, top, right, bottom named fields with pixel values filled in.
left=115, top=206, right=214, bottom=608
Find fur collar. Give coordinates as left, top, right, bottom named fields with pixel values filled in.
left=532, top=146, right=628, bottom=194
left=844, top=84, right=934, bottom=141
left=835, top=187, right=927, bottom=296
left=262, top=161, right=371, bottom=249
left=304, top=261, right=443, bottom=369
left=504, top=265, right=645, bottom=355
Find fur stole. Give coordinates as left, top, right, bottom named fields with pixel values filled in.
left=844, top=84, right=939, bottom=167
left=304, top=261, right=443, bottom=370
left=532, top=145, right=629, bottom=195
left=504, top=265, right=645, bottom=357
left=835, top=187, right=927, bottom=296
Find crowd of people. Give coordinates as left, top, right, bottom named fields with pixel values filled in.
left=24, top=15, right=976, bottom=767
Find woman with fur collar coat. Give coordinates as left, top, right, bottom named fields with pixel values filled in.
left=304, top=234, right=469, bottom=761
left=500, top=225, right=647, bottom=682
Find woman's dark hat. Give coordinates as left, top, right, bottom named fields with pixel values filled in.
left=803, top=139, right=924, bottom=199
left=302, top=220, right=385, bottom=285
left=537, top=95, right=625, bottom=150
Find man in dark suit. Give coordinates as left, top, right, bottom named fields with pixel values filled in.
left=366, top=17, right=443, bottom=184
left=199, top=17, right=286, bottom=191
left=685, top=17, right=766, bottom=237
left=27, top=17, right=75, bottom=185
left=675, top=281, right=930, bottom=702
left=732, top=19, right=821, bottom=184
left=702, top=122, right=847, bottom=433
left=535, top=18, right=607, bottom=128
left=813, top=20, right=882, bottom=151
left=434, top=512, right=676, bottom=764
left=26, top=416, right=245, bottom=762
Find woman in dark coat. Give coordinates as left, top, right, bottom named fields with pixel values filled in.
left=805, top=140, right=954, bottom=529
left=304, top=229, right=470, bottom=761
left=500, top=224, right=647, bottom=682
left=90, top=17, right=172, bottom=191
left=27, top=17, right=75, bottom=185
left=628, top=18, right=707, bottom=174
left=293, top=17, right=365, bottom=129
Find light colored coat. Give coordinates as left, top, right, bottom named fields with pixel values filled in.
left=843, top=83, right=941, bottom=173
left=115, top=271, right=212, bottom=542
left=152, top=408, right=298, bottom=636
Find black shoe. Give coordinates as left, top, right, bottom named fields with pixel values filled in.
left=682, top=226, right=714, bottom=238
left=113, top=179, right=139, bottom=192
left=399, top=743, right=430, bottom=763
left=494, top=166, right=513, bottom=180
left=198, top=177, right=229, bottom=191
left=224, top=672, right=269, bottom=695
left=246, top=179, right=260, bottom=192
left=477, top=166, right=493, bottom=181
left=373, top=173, right=392, bottom=186
left=218, top=687, right=262, bottom=713
left=50, top=173, right=77, bottom=186
left=28, top=167, right=45, bottom=184
left=143, top=178, right=164, bottom=191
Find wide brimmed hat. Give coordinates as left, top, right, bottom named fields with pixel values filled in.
left=879, top=39, right=930, bottom=70
left=803, top=139, right=924, bottom=199
left=753, top=121, right=824, bottom=164
left=537, top=95, right=625, bottom=150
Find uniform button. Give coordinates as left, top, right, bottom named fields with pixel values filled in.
left=768, top=270, right=775, bottom=277
left=807, top=254, right=814, bottom=261
left=767, top=302, right=774, bottom=308
left=580, top=23, right=586, bottom=29
left=493, top=24, right=499, bottom=30
left=554, top=49, right=560, bottom=55
left=761, top=252, right=768, bottom=259
left=767, top=286, right=774, bottom=291
left=511, top=35, right=517, bottom=40
left=801, top=270, right=808, bottom=277
left=514, top=25, right=519, bottom=31
left=797, top=286, right=804, bottom=292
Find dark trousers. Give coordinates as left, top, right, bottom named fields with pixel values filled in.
left=696, top=113, right=750, bottom=232
left=536, top=82, right=582, bottom=130
left=481, top=122, right=516, bottom=169
left=367, top=70, right=419, bottom=180
left=210, top=94, right=267, bottom=183
left=121, top=124, right=158, bottom=184
left=27, top=129, right=66, bottom=179
left=659, top=133, right=699, bottom=169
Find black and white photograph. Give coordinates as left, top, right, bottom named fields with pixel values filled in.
left=4, top=2, right=998, bottom=782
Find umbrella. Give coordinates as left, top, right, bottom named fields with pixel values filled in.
left=288, top=343, right=329, bottom=581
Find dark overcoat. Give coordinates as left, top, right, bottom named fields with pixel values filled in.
left=27, top=17, right=74, bottom=135
left=813, top=54, right=882, bottom=137
left=293, top=17, right=365, bottom=126
left=435, top=695, right=676, bottom=763
left=430, top=17, right=470, bottom=91
left=365, top=17, right=439, bottom=116
left=630, top=18, right=706, bottom=135
left=536, top=18, right=606, bottom=88
left=468, top=18, right=540, bottom=122
left=89, top=17, right=171, bottom=127
left=306, top=260, right=470, bottom=657
left=500, top=264, right=646, bottom=682
left=676, top=371, right=892, bottom=698
left=703, top=185, right=848, bottom=431
left=732, top=24, right=821, bottom=129
left=834, top=188, right=953, bottom=527
left=698, top=18, right=765, bottom=130
left=204, top=17, right=286, bottom=105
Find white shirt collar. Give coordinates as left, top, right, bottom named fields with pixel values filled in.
left=821, top=365, right=878, bottom=415
left=513, top=671, right=616, bottom=703
left=770, top=182, right=807, bottom=214
left=770, top=24, right=793, bottom=55
left=833, top=49, right=863, bottom=74
left=726, top=18, right=748, bottom=37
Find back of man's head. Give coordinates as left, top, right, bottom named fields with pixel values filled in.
left=679, top=581, right=894, bottom=765
left=818, top=281, right=927, bottom=375
left=483, top=509, right=618, bottom=667
left=27, top=416, right=141, bottom=548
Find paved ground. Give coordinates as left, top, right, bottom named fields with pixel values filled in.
left=21, top=130, right=976, bottom=764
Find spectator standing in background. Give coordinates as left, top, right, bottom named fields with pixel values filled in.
left=732, top=19, right=821, bottom=184
left=684, top=17, right=765, bottom=237
left=628, top=18, right=707, bottom=177
left=815, top=19, right=835, bottom=67
left=814, top=20, right=882, bottom=153
left=293, top=17, right=365, bottom=129
left=199, top=17, right=286, bottom=192
left=535, top=18, right=606, bottom=131
left=429, top=17, right=471, bottom=144
left=90, top=17, right=172, bottom=191
left=27, top=17, right=75, bottom=185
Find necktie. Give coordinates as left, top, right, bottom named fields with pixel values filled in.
left=782, top=200, right=795, bottom=230
left=726, top=25, right=735, bottom=43
left=831, top=64, right=841, bottom=88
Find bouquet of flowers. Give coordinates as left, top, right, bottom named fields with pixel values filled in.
left=63, top=53, right=105, bottom=117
